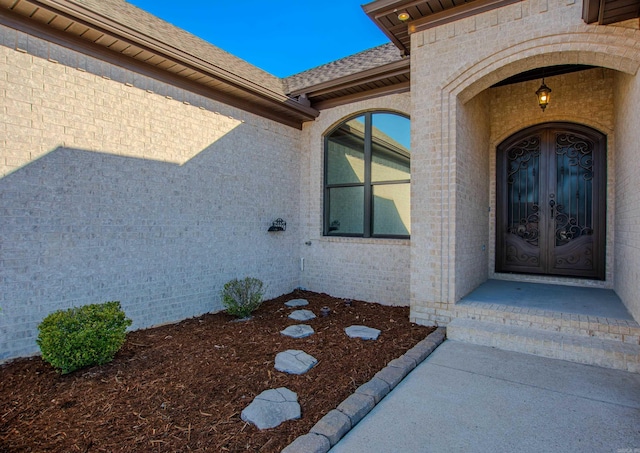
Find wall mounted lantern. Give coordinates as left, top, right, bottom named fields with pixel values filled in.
left=536, top=79, right=552, bottom=111
left=268, top=218, right=286, bottom=232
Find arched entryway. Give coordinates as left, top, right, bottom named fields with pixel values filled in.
left=495, top=123, right=607, bottom=280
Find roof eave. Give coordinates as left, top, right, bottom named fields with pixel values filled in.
left=19, top=0, right=319, bottom=126
left=289, top=58, right=411, bottom=110
left=289, top=58, right=410, bottom=97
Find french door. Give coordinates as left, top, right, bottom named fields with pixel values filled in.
left=496, top=123, right=606, bottom=280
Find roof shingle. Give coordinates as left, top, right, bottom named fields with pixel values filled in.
left=46, top=1, right=404, bottom=107
left=69, top=0, right=286, bottom=94
left=283, top=43, right=404, bottom=94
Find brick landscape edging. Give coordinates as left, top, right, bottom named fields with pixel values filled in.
left=281, top=327, right=447, bottom=453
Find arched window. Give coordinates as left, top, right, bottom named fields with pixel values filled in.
left=324, top=112, right=410, bottom=238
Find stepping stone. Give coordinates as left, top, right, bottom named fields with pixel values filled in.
left=288, top=309, right=316, bottom=321
left=345, top=325, right=381, bottom=340
left=241, top=387, right=300, bottom=430
left=275, top=350, right=318, bottom=375
left=285, top=298, right=309, bottom=307
left=280, top=324, right=315, bottom=338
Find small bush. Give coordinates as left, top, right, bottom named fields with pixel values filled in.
left=221, top=277, right=264, bottom=318
left=36, top=301, right=132, bottom=374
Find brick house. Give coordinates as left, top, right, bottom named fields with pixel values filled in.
left=1, top=0, right=639, bottom=369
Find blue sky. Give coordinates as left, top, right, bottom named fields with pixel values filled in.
left=127, top=1, right=390, bottom=78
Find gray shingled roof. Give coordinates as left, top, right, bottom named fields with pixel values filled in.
left=283, top=43, right=404, bottom=94
left=67, top=1, right=401, bottom=100
left=72, top=0, right=286, bottom=95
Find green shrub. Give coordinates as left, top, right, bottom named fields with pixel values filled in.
left=36, top=301, right=132, bottom=374
left=221, top=277, right=264, bottom=318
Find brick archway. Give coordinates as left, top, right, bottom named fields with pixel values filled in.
left=442, top=32, right=640, bottom=104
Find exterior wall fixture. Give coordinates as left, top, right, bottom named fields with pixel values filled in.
left=268, top=218, right=286, bottom=232
left=536, top=79, right=552, bottom=111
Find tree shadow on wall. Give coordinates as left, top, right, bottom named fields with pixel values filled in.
left=0, top=126, right=301, bottom=357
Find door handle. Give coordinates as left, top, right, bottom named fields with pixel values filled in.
left=549, top=199, right=555, bottom=219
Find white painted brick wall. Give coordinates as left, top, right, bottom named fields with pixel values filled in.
left=299, top=94, right=412, bottom=306
left=454, top=92, right=491, bottom=301
left=0, top=26, right=302, bottom=360
left=613, top=71, right=640, bottom=321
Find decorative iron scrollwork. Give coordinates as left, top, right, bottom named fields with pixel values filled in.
left=507, top=204, right=540, bottom=245
left=554, top=133, right=594, bottom=246
left=505, top=245, right=539, bottom=265
left=507, top=136, right=540, bottom=185
left=506, top=135, right=540, bottom=247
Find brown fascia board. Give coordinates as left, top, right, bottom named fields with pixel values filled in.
left=409, top=0, right=524, bottom=33
left=582, top=0, right=601, bottom=23
left=289, top=59, right=410, bottom=98
left=362, top=1, right=412, bottom=54
left=362, top=0, right=426, bottom=54
left=582, top=0, right=640, bottom=24
left=27, top=0, right=319, bottom=121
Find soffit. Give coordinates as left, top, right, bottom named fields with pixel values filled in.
left=291, top=62, right=410, bottom=111
left=0, top=0, right=319, bottom=128
left=284, top=43, right=411, bottom=110
left=365, top=0, right=640, bottom=56
left=491, top=64, right=597, bottom=87
left=362, top=0, right=522, bottom=55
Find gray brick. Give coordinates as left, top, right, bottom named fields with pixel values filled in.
left=428, top=327, right=447, bottom=344
left=387, top=354, right=417, bottom=372
left=354, top=377, right=390, bottom=404
left=406, top=339, right=438, bottom=362
left=374, top=365, right=407, bottom=389
left=281, top=433, right=330, bottom=453
left=310, top=409, right=351, bottom=446
left=336, top=393, right=375, bottom=426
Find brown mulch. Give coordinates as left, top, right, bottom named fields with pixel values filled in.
left=0, top=290, right=434, bottom=452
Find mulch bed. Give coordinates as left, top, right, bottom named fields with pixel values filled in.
left=0, top=290, right=434, bottom=452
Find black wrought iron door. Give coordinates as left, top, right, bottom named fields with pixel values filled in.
left=496, top=123, right=606, bottom=280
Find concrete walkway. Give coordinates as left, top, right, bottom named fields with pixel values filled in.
left=330, top=341, right=640, bottom=453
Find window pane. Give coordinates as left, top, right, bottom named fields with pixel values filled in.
left=327, top=186, right=364, bottom=235
left=371, top=114, right=410, bottom=183
left=373, top=183, right=410, bottom=236
left=326, top=116, right=365, bottom=185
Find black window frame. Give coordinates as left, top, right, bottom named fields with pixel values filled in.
left=323, top=111, right=410, bottom=239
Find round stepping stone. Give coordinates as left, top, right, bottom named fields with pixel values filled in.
left=241, top=387, right=300, bottom=430
left=345, top=325, right=381, bottom=340
left=285, top=298, right=309, bottom=307
left=288, top=309, right=316, bottom=321
left=280, top=324, right=315, bottom=338
left=275, top=350, right=318, bottom=375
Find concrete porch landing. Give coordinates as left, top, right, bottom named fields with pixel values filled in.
left=448, top=280, right=640, bottom=373
left=330, top=341, right=640, bottom=453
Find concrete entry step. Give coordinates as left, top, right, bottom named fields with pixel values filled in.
left=447, top=318, right=640, bottom=373
left=453, top=300, right=640, bottom=344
